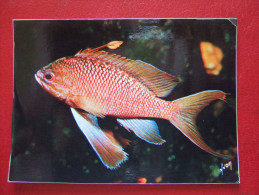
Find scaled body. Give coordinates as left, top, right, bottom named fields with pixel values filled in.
left=35, top=41, right=229, bottom=169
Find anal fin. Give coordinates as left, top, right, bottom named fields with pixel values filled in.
left=117, top=118, right=165, bottom=145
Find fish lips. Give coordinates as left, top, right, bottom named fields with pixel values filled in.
left=35, top=70, right=50, bottom=91
left=35, top=70, right=44, bottom=86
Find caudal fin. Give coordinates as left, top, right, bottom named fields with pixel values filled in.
left=169, top=90, right=230, bottom=159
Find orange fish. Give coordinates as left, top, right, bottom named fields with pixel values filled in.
left=35, top=41, right=230, bottom=169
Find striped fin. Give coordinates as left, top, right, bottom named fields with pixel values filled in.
left=71, top=108, right=128, bottom=169
left=76, top=50, right=180, bottom=98
left=169, top=90, right=230, bottom=159
left=117, top=118, right=165, bottom=145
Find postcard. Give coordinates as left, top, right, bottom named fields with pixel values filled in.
left=9, top=19, right=238, bottom=183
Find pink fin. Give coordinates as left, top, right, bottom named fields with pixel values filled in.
left=169, top=90, right=231, bottom=159
left=75, top=50, right=180, bottom=97
left=71, top=108, right=128, bottom=169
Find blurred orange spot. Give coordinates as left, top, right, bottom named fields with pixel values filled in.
left=200, top=42, right=223, bottom=75
left=138, top=177, right=147, bottom=184
left=155, top=176, right=163, bottom=183
left=31, top=142, right=36, bottom=148
left=223, top=149, right=229, bottom=155
left=213, top=101, right=226, bottom=117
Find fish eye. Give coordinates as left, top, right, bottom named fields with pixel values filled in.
left=43, top=72, right=55, bottom=83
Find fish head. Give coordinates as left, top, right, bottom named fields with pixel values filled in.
left=35, top=57, right=73, bottom=102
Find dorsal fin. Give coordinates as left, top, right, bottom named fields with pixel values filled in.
left=118, top=59, right=180, bottom=97
left=75, top=41, right=123, bottom=56
left=75, top=50, right=180, bottom=98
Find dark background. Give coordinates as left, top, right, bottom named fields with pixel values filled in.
left=9, top=19, right=237, bottom=183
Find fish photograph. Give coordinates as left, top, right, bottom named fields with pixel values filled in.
left=9, top=19, right=238, bottom=183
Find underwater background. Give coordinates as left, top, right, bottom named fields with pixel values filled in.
left=10, top=19, right=238, bottom=183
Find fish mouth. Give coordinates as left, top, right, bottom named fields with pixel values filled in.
left=35, top=70, right=43, bottom=85
left=35, top=73, right=41, bottom=84
left=35, top=70, right=56, bottom=97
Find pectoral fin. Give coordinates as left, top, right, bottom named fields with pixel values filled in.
left=71, top=108, right=128, bottom=169
left=117, top=118, right=165, bottom=145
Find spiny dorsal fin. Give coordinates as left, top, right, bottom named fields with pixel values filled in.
left=76, top=50, right=180, bottom=98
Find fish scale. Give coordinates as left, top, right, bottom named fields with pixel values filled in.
left=35, top=41, right=231, bottom=169
left=66, top=57, right=168, bottom=119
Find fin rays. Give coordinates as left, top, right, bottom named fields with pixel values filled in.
left=117, top=118, right=165, bottom=145
left=71, top=108, right=128, bottom=169
left=170, top=90, right=230, bottom=159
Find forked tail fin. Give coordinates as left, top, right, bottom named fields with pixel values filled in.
left=169, top=90, right=230, bottom=159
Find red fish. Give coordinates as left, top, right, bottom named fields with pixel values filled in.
left=35, top=41, right=230, bottom=169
